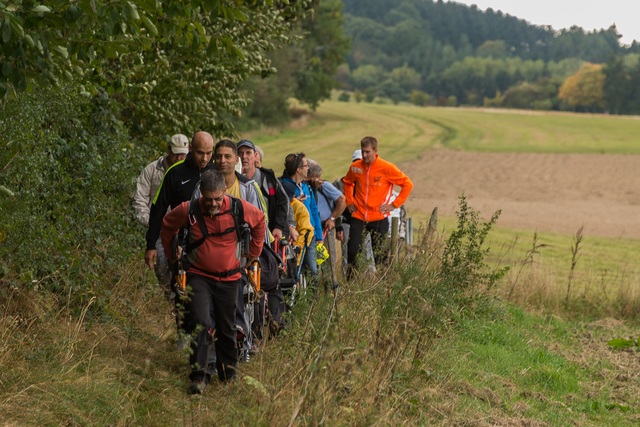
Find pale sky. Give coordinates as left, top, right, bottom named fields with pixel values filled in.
left=450, top=1, right=638, bottom=45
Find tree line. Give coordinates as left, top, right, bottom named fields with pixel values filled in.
left=338, top=0, right=640, bottom=114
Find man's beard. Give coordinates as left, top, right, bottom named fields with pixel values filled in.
left=207, top=206, right=220, bottom=217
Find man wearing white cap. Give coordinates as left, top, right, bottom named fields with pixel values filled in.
left=133, top=134, right=189, bottom=288
left=352, top=149, right=362, bottom=162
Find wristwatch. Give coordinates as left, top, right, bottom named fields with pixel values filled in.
left=329, top=217, right=335, bottom=221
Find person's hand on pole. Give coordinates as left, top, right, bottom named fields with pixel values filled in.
left=172, top=246, right=183, bottom=263
left=324, top=217, right=336, bottom=231
left=272, top=228, right=283, bottom=240
left=289, top=225, right=299, bottom=242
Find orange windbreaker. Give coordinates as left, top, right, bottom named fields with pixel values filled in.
left=343, top=154, right=413, bottom=223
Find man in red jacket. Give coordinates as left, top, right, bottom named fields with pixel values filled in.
left=161, top=170, right=266, bottom=394
left=342, top=136, right=413, bottom=278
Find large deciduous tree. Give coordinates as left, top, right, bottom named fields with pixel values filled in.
left=294, top=0, right=351, bottom=110
left=0, top=0, right=313, bottom=139
left=558, top=62, right=605, bottom=111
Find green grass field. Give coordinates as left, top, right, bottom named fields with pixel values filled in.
left=246, top=101, right=640, bottom=181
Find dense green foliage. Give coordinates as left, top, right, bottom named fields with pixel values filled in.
left=0, top=85, right=141, bottom=306
left=293, top=0, right=351, bottom=110
left=0, top=0, right=317, bottom=140
left=339, top=0, right=640, bottom=114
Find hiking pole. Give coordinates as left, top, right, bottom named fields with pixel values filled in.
left=296, top=243, right=307, bottom=288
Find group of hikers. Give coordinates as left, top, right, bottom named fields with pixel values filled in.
left=133, top=132, right=413, bottom=394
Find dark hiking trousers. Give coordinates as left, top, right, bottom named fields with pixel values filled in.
left=184, top=273, right=239, bottom=382
left=347, top=218, right=389, bottom=278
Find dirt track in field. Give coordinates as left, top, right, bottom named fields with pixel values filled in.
left=402, top=150, right=640, bottom=239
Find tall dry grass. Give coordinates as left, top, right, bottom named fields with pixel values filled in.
left=494, top=228, right=640, bottom=319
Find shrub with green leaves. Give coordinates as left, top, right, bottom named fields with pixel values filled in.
left=0, top=84, right=142, bottom=305
left=436, top=195, right=507, bottom=305
left=377, top=195, right=509, bottom=341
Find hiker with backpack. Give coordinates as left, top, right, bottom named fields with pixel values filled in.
left=281, top=153, right=323, bottom=287
left=143, top=132, right=216, bottom=345
left=161, top=169, right=266, bottom=393
left=237, top=139, right=291, bottom=241
left=237, top=139, right=294, bottom=333
left=306, top=158, right=346, bottom=288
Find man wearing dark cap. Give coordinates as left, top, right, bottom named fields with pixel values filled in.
left=237, top=139, right=291, bottom=241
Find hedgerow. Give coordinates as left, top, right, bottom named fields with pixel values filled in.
left=0, top=85, right=144, bottom=313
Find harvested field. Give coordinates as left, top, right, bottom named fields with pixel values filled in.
left=403, top=150, right=640, bottom=239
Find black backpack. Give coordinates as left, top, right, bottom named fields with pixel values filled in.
left=258, top=244, right=282, bottom=292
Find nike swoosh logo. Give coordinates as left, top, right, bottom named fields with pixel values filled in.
left=181, top=179, right=191, bottom=185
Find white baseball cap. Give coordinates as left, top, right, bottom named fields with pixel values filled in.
left=169, top=134, right=189, bottom=154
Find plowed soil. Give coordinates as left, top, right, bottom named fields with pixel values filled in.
left=403, top=150, right=640, bottom=239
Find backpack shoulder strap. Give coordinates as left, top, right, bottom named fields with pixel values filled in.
left=229, top=195, right=253, bottom=259
left=185, top=198, right=209, bottom=253
left=317, top=183, right=335, bottom=210
left=229, top=196, right=244, bottom=240
left=228, top=196, right=245, bottom=241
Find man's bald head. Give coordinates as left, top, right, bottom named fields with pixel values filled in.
left=191, top=131, right=215, bottom=170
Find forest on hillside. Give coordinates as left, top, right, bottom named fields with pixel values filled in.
left=337, top=0, right=640, bottom=114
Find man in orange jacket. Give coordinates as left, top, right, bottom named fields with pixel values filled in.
left=342, top=136, right=413, bottom=278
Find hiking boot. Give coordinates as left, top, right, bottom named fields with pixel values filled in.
left=207, top=363, right=218, bottom=378
left=187, top=379, right=206, bottom=395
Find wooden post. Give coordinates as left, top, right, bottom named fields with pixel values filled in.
left=427, top=207, right=438, bottom=241
left=325, top=228, right=340, bottom=289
